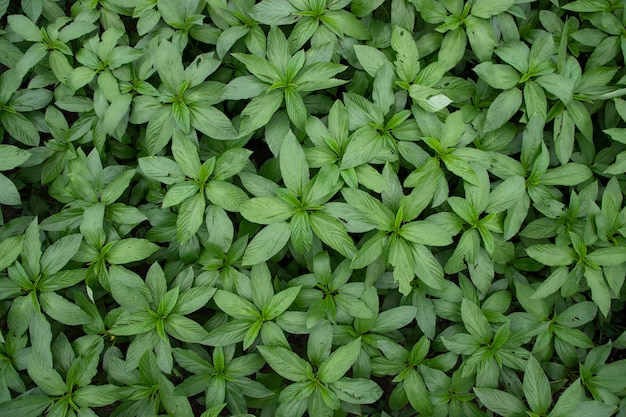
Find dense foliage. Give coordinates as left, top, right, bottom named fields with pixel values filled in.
left=1, top=0, right=626, bottom=416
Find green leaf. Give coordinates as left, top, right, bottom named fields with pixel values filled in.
left=213, top=148, right=253, bottom=180
left=204, top=320, right=250, bottom=346
left=239, top=90, right=284, bottom=136
left=485, top=175, right=525, bottom=214
left=171, top=132, right=200, bottom=179
left=40, top=291, right=90, bottom=326
left=399, top=221, right=452, bottom=246
left=102, top=94, right=132, bottom=135
left=0, top=236, right=23, bottom=270
left=471, top=0, right=513, bottom=18
left=290, top=211, right=313, bottom=254
left=106, top=239, right=159, bottom=264
left=1, top=112, right=39, bottom=146
left=7, top=14, right=42, bottom=42
left=242, top=222, right=291, bottom=265
left=484, top=88, right=522, bottom=132
left=318, top=338, right=361, bottom=383
left=586, top=247, right=626, bottom=266
left=0, top=395, right=53, bottom=417
left=550, top=380, right=584, bottom=417
left=371, top=306, right=417, bottom=333
left=155, top=40, right=184, bottom=91
left=213, top=290, right=260, bottom=320
left=162, top=183, right=198, bottom=208
left=536, top=74, right=575, bottom=105
left=0, top=173, right=21, bottom=205
left=250, top=0, right=299, bottom=25
left=27, top=353, right=66, bottom=396
left=473, top=62, right=520, bottom=90
left=280, top=131, right=309, bottom=195
left=40, top=234, right=82, bottom=276
left=257, top=345, right=312, bottom=382
left=309, top=213, right=357, bottom=259
left=392, top=26, right=420, bottom=83
left=165, top=314, right=211, bottom=344
left=139, top=156, right=185, bottom=184
left=0, top=145, right=30, bottom=171
left=108, top=265, right=151, bottom=312
left=556, top=302, right=597, bottom=328
left=532, top=266, right=570, bottom=299
left=176, top=193, right=206, bottom=243
left=584, top=267, right=611, bottom=317
left=100, top=169, right=135, bottom=205
left=341, top=188, right=394, bottom=231
left=526, top=245, right=576, bottom=266
left=405, top=369, right=432, bottom=414
left=330, top=378, right=383, bottom=404
left=524, top=356, right=551, bottom=414
left=240, top=197, right=295, bottom=224
left=73, top=385, right=131, bottom=408
left=205, top=180, right=248, bottom=212
left=409, top=84, right=452, bottom=112
left=284, top=88, right=307, bottom=130
left=474, top=388, right=528, bottom=417
left=441, top=154, right=479, bottom=185
left=190, top=105, right=238, bottom=140
left=335, top=293, right=374, bottom=319
left=539, top=164, right=592, bottom=186
left=263, top=286, right=300, bottom=320
left=412, top=243, right=445, bottom=290
left=461, top=299, right=492, bottom=342
left=353, top=45, right=390, bottom=78
left=465, top=15, right=496, bottom=61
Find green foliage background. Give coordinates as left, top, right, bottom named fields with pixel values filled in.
left=1, top=0, right=626, bottom=416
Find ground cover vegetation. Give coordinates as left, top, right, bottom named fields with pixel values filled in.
left=0, top=0, right=626, bottom=416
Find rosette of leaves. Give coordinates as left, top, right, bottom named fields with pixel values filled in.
left=565, top=0, right=626, bottom=69
left=304, top=99, right=387, bottom=192
left=204, top=262, right=301, bottom=349
left=290, top=250, right=374, bottom=328
left=39, top=148, right=149, bottom=260
left=411, top=0, right=514, bottom=68
left=331, top=286, right=418, bottom=378
left=371, top=335, right=458, bottom=414
left=222, top=25, right=347, bottom=134
left=0, top=68, right=52, bottom=147
left=509, top=283, right=597, bottom=367
left=7, top=13, right=97, bottom=84
left=441, top=299, right=530, bottom=388
left=257, top=321, right=382, bottom=417
left=139, top=131, right=250, bottom=243
left=104, top=350, right=195, bottom=417
left=172, top=344, right=273, bottom=414
left=475, top=356, right=615, bottom=417
left=250, top=0, right=371, bottom=51
left=130, top=39, right=238, bottom=154
left=153, top=0, right=208, bottom=50
left=39, top=107, right=94, bottom=185
left=335, top=164, right=452, bottom=294
left=208, top=0, right=267, bottom=58
left=107, top=262, right=216, bottom=373
left=488, top=126, right=593, bottom=240
left=70, top=207, right=160, bottom=292
left=197, top=234, right=250, bottom=292
left=525, top=231, right=626, bottom=317
left=240, top=130, right=357, bottom=264
left=0, top=219, right=91, bottom=361
left=0, top=335, right=132, bottom=417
